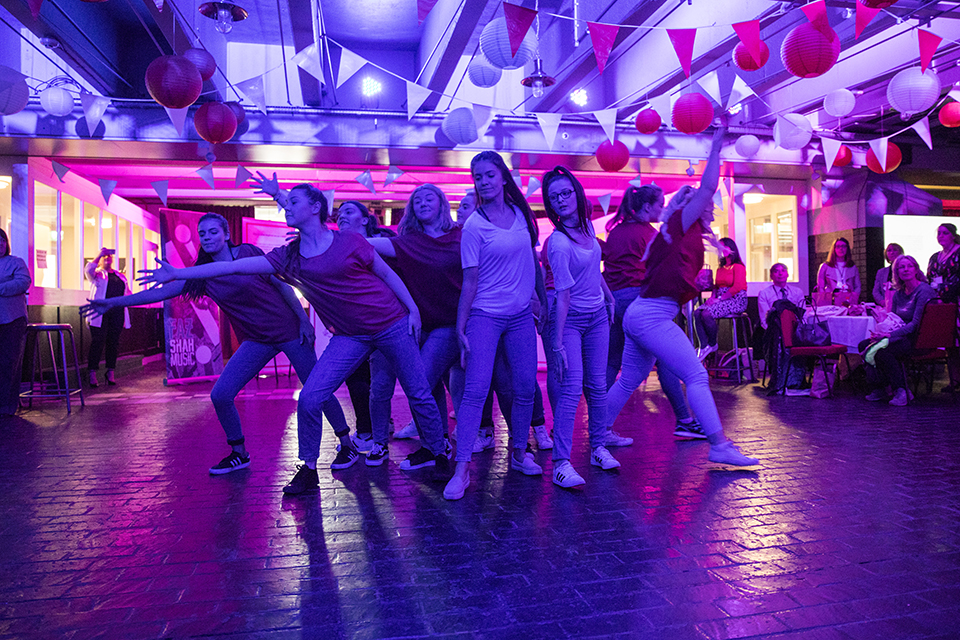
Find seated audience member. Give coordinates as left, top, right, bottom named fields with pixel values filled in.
left=758, top=263, right=805, bottom=330
left=693, top=237, right=747, bottom=360
left=873, top=243, right=904, bottom=307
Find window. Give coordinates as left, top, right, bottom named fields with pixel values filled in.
left=61, top=194, right=83, bottom=290
left=101, top=211, right=117, bottom=253
left=117, top=217, right=129, bottom=280
left=0, top=175, right=11, bottom=242
left=83, top=202, right=100, bottom=272
left=34, top=183, right=58, bottom=287
left=744, top=194, right=797, bottom=282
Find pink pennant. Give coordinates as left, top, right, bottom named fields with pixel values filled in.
left=802, top=0, right=831, bottom=34
left=732, top=20, right=763, bottom=68
left=503, top=3, right=537, bottom=58
left=417, top=0, right=439, bottom=24
left=28, top=0, right=43, bottom=19
left=667, top=29, right=696, bottom=79
left=855, top=2, right=880, bottom=39
left=918, top=29, right=942, bottom=74
left=588, top=22, right=619, bottom=75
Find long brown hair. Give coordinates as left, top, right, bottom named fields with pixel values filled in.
left=541, top=166, right=590, bottom=240
left=470, top=151, right=538, bottom=247
left=606, top=185, right=663, bottom=232
left=825, top=237, right=854, bottom=267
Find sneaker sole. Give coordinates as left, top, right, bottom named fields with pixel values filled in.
left=400, top=460, right=437, bottom=471
left=282, top=484, right=318, bottom=495
left=672, top=430, right=708, bottom=439
left=553, top=473, right=585, bottom=488
left=591, top=458, right=621, bottom=470
left=365, top=456, right=388, bottom=467
left=330, top=457, right=360, bottom=470
left=443, top=479, right=470, bottom=500
left=209, top=461, right=250, bottom=475
left=511, top=463, right=543, bottom=476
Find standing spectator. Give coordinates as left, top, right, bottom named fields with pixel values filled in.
left=0, top=229, right=29, bottom=417
left=873, top=243, right=904, bottom=307
left=926, top=223, right=960, bottom=392
left=817, top=237, right=861, bottom=301
left=85, top=247, right=131, bottom=387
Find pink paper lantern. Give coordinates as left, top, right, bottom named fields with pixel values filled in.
left=596, top=140, right=630, bottom=172
left=225, top=101, right=246, bottom=127
left=145, top=55, right=203, bottom=109
left=833, top=145, right=853, bottom=167
left=634, top=108, right=661, bottom=134
left=939, top=102, right=960, bottom=128
left=194, top=102, right=238, bottom=144
left=780, top=22, right=840, bottom=79
left=672, top=93, right=713, bottom=135
left=866, top=143, right=902, bottom=174
left=732, top=40, right=770, bottom=72
left=0, top=80, right=30, bottom=116
left=183, top=48, right=217, bottom=82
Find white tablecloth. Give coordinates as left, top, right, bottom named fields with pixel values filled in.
left=824, top=316, right=876, bottom=350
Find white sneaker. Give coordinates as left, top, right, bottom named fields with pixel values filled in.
left=698, top=344, right=718, bottom=361
left=889, top=388, right=910, bottom=406
left=443, top=473, right=470, bottom=500
left=603, top=430, right=633, bottom=447
left=591, top=445, right=621, bottom=470
left=352, top=433, right=374, bottom=453
left=553, top=460, right=585, bottom=488
left=393, top=420, right=419, bottom=439
left=533, top=424, right=554, bottom=449
left=510, top=451, right=543, bottom=475
left=472, top=431, right=494, bottom=453
left=708, top=441, right=759, bottom=466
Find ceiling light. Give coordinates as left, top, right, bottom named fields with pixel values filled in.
left=361, top=77, right=382, bottom=97
left=199, top=2, right=248, bottom=34
left=744, top=193, right=764, bottom=204
left=521, top=59, right=556, bottom=98
left=570, top=88, right=588, bottom=106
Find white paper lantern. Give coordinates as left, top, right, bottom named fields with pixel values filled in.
left=887, top=67, right=939, bottom=119
left=467, top=58, right=502, bottom=88
left=774, top=113, right=813, bottom=150
left=40, top=86, right=74, bottom=117
left=479, top=18, right=537, bottom=70
left=441, top=107, right=479, bottom=145
left=824, top=89, right=856, bottom=118
left=735, top=134, right=761, bottom=157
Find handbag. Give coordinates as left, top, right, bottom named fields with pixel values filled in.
left=794, top=305, right=831, bottom=346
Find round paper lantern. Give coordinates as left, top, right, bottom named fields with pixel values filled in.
left=183, top=48, right=217, bottom=82
left=732, top=40, right=770, bottom=72
left=479, top=18, right=537, bottom=70
left=866, top=143, right=902, bottom=173
left=832, top=144, right=853, bottom=167
left=775, top=113, right=813, bottom=150
left=672, top=93, right=713, bottom=135
left=0, top=79, right=29, bottom=116
left=886, top=68, right=939, bottom=119
left=39, top=86, right=74, bottom=117
left=824, top=89, right=856, bottom=118
left=634, top=108, right=661, bottom=134
left=938, top=102, right=960, bottom=128
left=467, top=58, right=502, bottom=88
left=734, top=134, right=761, bottom=157
left=781, top=22, right=840, bottom=79
left=441, top=107, right=479, bottom=145
left=596, top=140, right=630, bottom=172
left=860, top=0, right=897, bottom=8
left=194, top=102, right=238, bottom=144
left=224, top=101, right=246, bottom=127
left=144, top=55, right=203, bottom=109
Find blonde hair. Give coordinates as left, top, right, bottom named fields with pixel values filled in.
left=891, top=254, right=926, bottom=291
left=398, top=184, right=455, bottom=235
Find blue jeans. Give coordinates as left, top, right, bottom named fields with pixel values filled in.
left=211, top=337, right=345, bottom=445
left=549, top=307, right=608, bottom=460
left=607, top=297, right=722, bottom=437
left=456, top=309, right=537, bottom=463
left=297, top=318, right=444, bottom=462
left=369, top=325, right=461, bottom=445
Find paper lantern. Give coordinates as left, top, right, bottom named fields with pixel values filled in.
left=938, top=102, right=960, bottom=128
left=781, top=22, right=840, bottom=79
left=824, top=89, right=856, bottom=118
left=225, top=101, right=246, bottom=127
left=833, top=144, right=853, bottom=167
left=634, top=108, right=661, bottom=134
left=867, top=143, right=902, bottom=173
left=732, top=40, right=770, bottom=72
left=596, top=140, right=630, bottom=172
left=479, top=18, right=537, bottom=70
left=183, top=48, right=217, bottom=82
left=775, top=113, right=813, bottom=150
left=0, top=79, right=29, bottom=116
left=39, top=86, right=75, bottom=117
left=735, top=134, right=761, bottom=157
left=886, top=68, right=939, bottom=119
left=672, top=93, right=713, bottom=135
left=441, top=107, right=479, bottom=145
left=194, top=102, right=238, bottom=144
left=467, top=58, right=502, bottom=88
left=860, top=0, right=897, bottom=7
left=144, top=55, right=203, bottom=109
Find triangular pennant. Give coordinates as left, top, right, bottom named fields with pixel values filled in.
left=535, top=112, right=562, bottom=150
left=236, top=76, right=267, bottom=114
left=355, top=170, right=376, bottom=194
left=822, top=137, right=842, bottom=173
left=588, top=22, right=619, bottom=75
left=802, top=0, right=830, bottom=33
left=869, top=138, right=889, bottom=170
left=511, top=169, right=522, bottom=189
left=321, top=189, right=336, bottom=209
left=292, top=42, right=325, bottom=83
left=335, top=46, right=366, bottom=89
left=80, top=93, right=110, bottom=136
left=151, top=180, right=169, bottom=206
left=99, top=179, right=117, bottom=206
left=732, top=20, right=763, bottom=67
left=598, top=193, right=612, bottom=216
left=628, top=174, right=643, bottom=188
left=28, top=0, right=43, bottom=19
left=728, top=73, right=756, bottom=108
left=918, top=29, right=942, bottom=74
left=912, top=117, right=933, bottom=150
left=472, top=104, right=495, bottom=136
left=649, top=94, right=672, bottom=125
left=406, top=81, right=432, bottom=120
left=51, top=161, right=70, bottom=183
left=593, top=108, right=618, bottom=143
left=383, top=165, right=404, bottom=187
left=526, top=177, right=541, bottom=199
left=234, top=165, right=253, bottom=188
left=698, top=71, right=723, bottom=108
left=667, top=29, right=696, bottom=78
left=418, top=0, right=440, bottom=24
left=503, top=2, right=538, bottom=58
left=153, top=0, right=164, bottom=9
left=855, top=1, right=880, bottom=39
left=951, top=89, right=960, bottom=103
left=163, top=106, right=189, bottom=136
left=773, top=116, right=787, bottom=148
left=196, top=164, right=215, bottom=189
left=712, top=189, right=724, bottom=213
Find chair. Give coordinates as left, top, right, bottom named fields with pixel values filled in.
left=19, top=324, right=85, bottom=414
left=780, top=309, right=847, bottom=397
left=901, top=302, right=958, bottom=395
left=707, top=313, right=756, bottom=383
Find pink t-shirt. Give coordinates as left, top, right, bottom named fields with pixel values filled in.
left=266, top=231, right=406, bottom=337
left=390, top=228, right=462, bottom=331
left=639, top=213, right=706, bottom=305
left=602, top=220, right=657, bottom=291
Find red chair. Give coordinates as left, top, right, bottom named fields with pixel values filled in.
left=902, top=302, right=958, bottom=395
left=780, top=309, right=848, bottom=397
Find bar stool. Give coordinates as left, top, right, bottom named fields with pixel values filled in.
left=707, top=313, right=756, bottom=383
left=20, top=324, right=85, bottom=414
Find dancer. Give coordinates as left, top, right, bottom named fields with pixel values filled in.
left=85, top=246, right=131, bottom=386
left=605, top=126, right=758, bottom=467
left=82, top=213, right=346, bottom=474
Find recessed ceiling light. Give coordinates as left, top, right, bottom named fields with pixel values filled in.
left=570, top=88, right=588, bottom=106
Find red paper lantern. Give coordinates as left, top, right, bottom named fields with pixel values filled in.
left=866, top=143, right=902, bottom=174
left=732, top=40, right=770, bottom=72
left=938, top=102, right=960, bottom=128
left=672, top=93, right=713, bottom=135
left=634, top=108, right=661, bottom=134
left=833, top=145, right=853, bottom=167
left=183, top=48, right=217, bottom=82
left=596, top=140, right=630, bottom=172
left=225, top=101, right=246, bottom=127
left=859, top=0, right=897, bottom=8
left=145, top=55, right=203, bottom=109
left=194, top=102, right=238, bottom=144
left=780, top=22, right=840, bottom=79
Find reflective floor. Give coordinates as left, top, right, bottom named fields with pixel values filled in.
left=1, top=361, right=958, bottom=639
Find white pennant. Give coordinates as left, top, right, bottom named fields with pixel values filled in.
left=698, top=71, right=723, bottom=108
left=383, top=165, right=404, bottom=187
left=535, top=113, right=563, bottom=150
left=51, top=160, right=70, bottom=182
left=648, top=95, right=672, bottom=127
left=406, top=81, right=432, bottom=120
left=292, top=43, right=325, bottom=83
left=628, top=174, right=643, bottom=188
left=472, top=104, right=495, bottom=137
left=949, top=89, right=960, bottom=103
left=321, top=189, right=336, bottom=209
left=869, top=137, right=889, bottom=170
left=196, top=164, right=215, bottom=189
left=80, top=93, right=110, bottom=136
left=236, top=76, right=267, bottom=115
left=153, top=0, right=164, bottom=9
left=164, top=106, right=189, bottom=136
left=526, top=177, right=541, bottom=198
left=821, top=137, right=842, bottom=173
left=151, top=180, right=169, bottom=206
left=355, top=170, right=376, bottom=194
left=235, top=165, right=253, bottom=188
left=712, top=189, right=724, bottom=212
left=593, top=108, right=618, bottom=143
left=728, top=74, right=756, bottom=109
left=99, top=179, right=117, bottom=206
left=598, top=193, right=613, bottom=216
left=336, top=47, right=366, bottom=89
left=912, top=117, right=933, bottom=150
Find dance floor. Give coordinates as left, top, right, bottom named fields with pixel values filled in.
left=1, top=361, right=958, bottom=639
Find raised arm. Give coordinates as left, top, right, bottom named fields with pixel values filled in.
left=370, top=252, right=421, bottom=340
left=139, top=255, right=275, bottom=286
left=270, top=277, right=315, bottom=345
left=252, top=171, right=289, bottom=209
left=367, top=237, right=396, bottom=259
left=682, top=126, right=726, bottom=232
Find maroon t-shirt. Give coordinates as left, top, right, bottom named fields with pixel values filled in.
left=638, top=213, right=706, bottom=305
left=390, top=228, right=462, bottom=331
left=203, top=243, right=299, bottom=344
left=265, top=231, right=406, bottom=337
left=602, top=220, right=657, bottom=291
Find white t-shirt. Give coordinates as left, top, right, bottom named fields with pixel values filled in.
left=548, top=228, right=604, bottom=313
left=461, top=207, right=535, bottom=316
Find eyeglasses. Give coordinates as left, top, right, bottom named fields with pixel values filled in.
left=548, top=189, right=575, bottom=204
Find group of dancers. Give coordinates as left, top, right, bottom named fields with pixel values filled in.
left=82, top=124, right=758, bottom=501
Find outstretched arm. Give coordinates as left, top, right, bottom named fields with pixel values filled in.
left=252, top=171, right=289, bottom=209
left=81, top=281, right=185, bottom=319
left=139, top=255, right=275, bottom=286
left=682, top=126, right=726, bottom=232
left=371, top=253, right=421, bottom=340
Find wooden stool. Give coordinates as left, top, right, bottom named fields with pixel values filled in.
left=20, top=324, right=85, bottom=414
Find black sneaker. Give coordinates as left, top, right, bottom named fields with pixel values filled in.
left=365, top=443, right=389, bottom=467
left=209, top=451, right=251, bottom=475
left=673, top=420, right=707, bottom=439
left=330, top=445, right=360, bottom=470
left=282, top=465, right=318, bottom=494
left=400, top=447, right=437, bottom=470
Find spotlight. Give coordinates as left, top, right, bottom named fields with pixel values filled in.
left=570, top=88, right=588, bottom=106
left=199, top=2, right=248, bottom=34
left=361, top=77, right=382, bottom=97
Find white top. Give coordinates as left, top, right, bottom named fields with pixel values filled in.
left=821, top=262, right=859, bottom=292
left=757, top=283, right=805, bottom=328
left=461, top=207, right=535, bottom=316
left=547, top=227, right=604, bottom=313
left=85, top=264, right=131, bottom=329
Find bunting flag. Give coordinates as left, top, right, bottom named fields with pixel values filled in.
left=712, top=189, right=724, bottom=213
left=164, top=106, right=189, bottom=136
left=728, top=73, right=756, bottom=108
left=855, top=1, right=880, bottom=39
left=593, top=108, right=618, bottom=143
left=869, top=137, right=889, bottom=170
left=535, top=112, right=562, bottom=150
left=598, top=193, right=613, bottom=216
left=801, top=0, right=830, bottom=32
left=80, top=93, right=110, bottom=136
left=667, top=29, right=696, bottom=78
left=510, top=168, right=522, bottom=189
left=821, top=137, right=842, bottom=173
left=950, top=88, right=960, bottom=103
left=236, top=75, right=267, bottom=114
left=51, top=161, right=70, bottom=183
left=526, top=177, right=541, bottom=199
left=234, top=165, right=252, bottom=188
left=28, top=0, right=43, bottom=19
left=732, top=20, right=763, bottom=66
left=698, top=71, right=723, bottom=108
left=99, top=179, right=117, bottom=206
left=406, top=81, right=432, bottom=120
left=588, top=22, right=619, bottom=75
left=912, top=117, right=933, bottom=150
left=153, top=0, right=164, bottom=9
left=418, top=0, right=439, bottom=24
left=383, top=165, right=404, bottom=187
left=472, top=104, right=495, bottom=136
left=292, top=43, right=325, bottom=83
left=151, top=180, right=169, bottom=206
left=628, top=174, right=643, bottom=189
left=196, top=164, right=215, bottom=189
left=355, top=170, right=376, bottom=194
left=648, top=94, right=672, bottom=125
left=918, top=30, right=941, bottom=74
left=321, top=189, right=336, bottom=209
left=503, top=3, right=538, bottom=58
left=336, top=46, right=366, bottom=89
